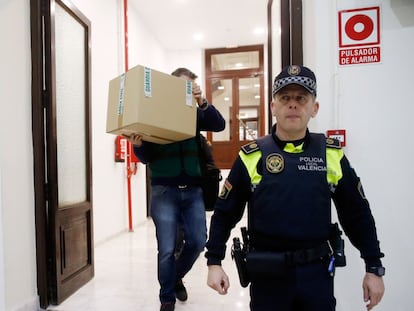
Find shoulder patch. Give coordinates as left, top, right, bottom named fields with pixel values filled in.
left=241, top=141, right=260, bottom=154
left=326, top=137, right=342, bottom=149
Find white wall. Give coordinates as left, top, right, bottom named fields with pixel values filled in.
left=69, top=0, right=206, bottom=246
left=0, top=165, right=6, bottom=311
left=67, top=0, right=132, bottom=245
left=68, top=0, right=170, bottom=244
left=303, top=0, right=414, bottom=310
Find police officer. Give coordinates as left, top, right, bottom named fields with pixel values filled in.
left=205, top=65, right=385, bottom=311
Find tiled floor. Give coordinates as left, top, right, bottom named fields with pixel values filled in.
left=48, top=215, right=250, bottom=311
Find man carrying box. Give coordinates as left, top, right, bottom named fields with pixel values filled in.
left=126, top=68, right=225, bottom=311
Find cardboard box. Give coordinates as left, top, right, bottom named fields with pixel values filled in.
left=106, top=65, right=196, bottom=144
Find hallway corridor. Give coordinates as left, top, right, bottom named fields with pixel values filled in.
left=47, top=215, right=250, bottom=311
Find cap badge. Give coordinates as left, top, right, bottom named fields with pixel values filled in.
left=287, top=65, right=301, bottom=76
left=266, top=153, right=284, bottom=173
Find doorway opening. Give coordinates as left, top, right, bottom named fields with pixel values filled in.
left=204, top=44, right=265, bottom=168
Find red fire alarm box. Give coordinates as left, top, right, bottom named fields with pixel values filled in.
left=115, top=135, right=140, bottom=163
left=326, top=129, right=346, bottom=147
left=115, top=135, right=127, bottom=162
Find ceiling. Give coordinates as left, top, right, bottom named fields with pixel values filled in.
left=129, top=0, right=269, bottom=51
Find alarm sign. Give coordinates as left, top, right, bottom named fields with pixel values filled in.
left=338, top=6, right=380, bottom=48
left=338, top=6, right=381, bottom=65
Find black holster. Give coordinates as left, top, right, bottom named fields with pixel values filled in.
left=231, top=237, right=250, bottom=287
left=329, top=223, right=346, bottom=267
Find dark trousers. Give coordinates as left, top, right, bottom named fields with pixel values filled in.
left=249, top=258, right=336, bottom=311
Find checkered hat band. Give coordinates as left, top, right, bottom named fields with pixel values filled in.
left=273, top=76, right=316, bottom=94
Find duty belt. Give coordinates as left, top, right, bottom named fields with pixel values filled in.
left=284, top=242, right=332, bottom=265
left=244, top=242, right=333, bottom=281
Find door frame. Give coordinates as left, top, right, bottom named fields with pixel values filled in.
left=204, top=44, right=265, bottom=169
left=267, top=0, right=303, bottom=132
left=30, top=0, right=93, bottom=307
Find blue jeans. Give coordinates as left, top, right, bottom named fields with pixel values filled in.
left=150, top=185, right=207, bottom=303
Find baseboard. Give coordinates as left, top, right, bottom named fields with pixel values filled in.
left=11, top=296, right=40, bottom=311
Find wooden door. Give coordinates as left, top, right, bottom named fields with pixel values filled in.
left=31, top=0, right=93, bottom=306
left=205, top=45, right=265, bottom=169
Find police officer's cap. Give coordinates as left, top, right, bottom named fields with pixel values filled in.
left=272, top=65, right=317, bottom=97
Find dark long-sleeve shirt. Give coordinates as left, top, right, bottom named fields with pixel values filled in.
left=205, top=128, right=384, bottom=268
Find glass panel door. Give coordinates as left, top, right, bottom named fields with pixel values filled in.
left=211, top=78, right=232, bottom=142
left=238, top=77, right=261, bottom=141
left=55, top=3, right=87, bottom=207
left=205, top=45, right=264, bottom=168
left=211, top=51, right=260, bottom=71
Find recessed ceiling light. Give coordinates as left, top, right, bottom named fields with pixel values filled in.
left=253, top=27, right=265, bottom=35
left=193, top=33, right=204, bottom=41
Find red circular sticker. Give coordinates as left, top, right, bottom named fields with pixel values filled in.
left=344, top=14, right=374, bottom=41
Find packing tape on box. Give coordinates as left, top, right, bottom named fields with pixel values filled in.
left=186, top=80, right=193, bottom=106
left=144, top=67, right=152, bottom=97
left=117, top=73, right=126, bottom=115
left=117, top=73, right=126, bottom=128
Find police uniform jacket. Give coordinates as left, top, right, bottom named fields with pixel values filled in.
left=133, top=103, right=225, bottom=186
left=205, top=125, right=384, bottom=269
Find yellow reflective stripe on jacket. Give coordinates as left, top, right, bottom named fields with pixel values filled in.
left=284, top=142, right=304, bottom=153
left=326, top=147, right=344, bottom=186
left=240, top=146, right=344, bottom=186
left=239, top=149, right=262, bottom=185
